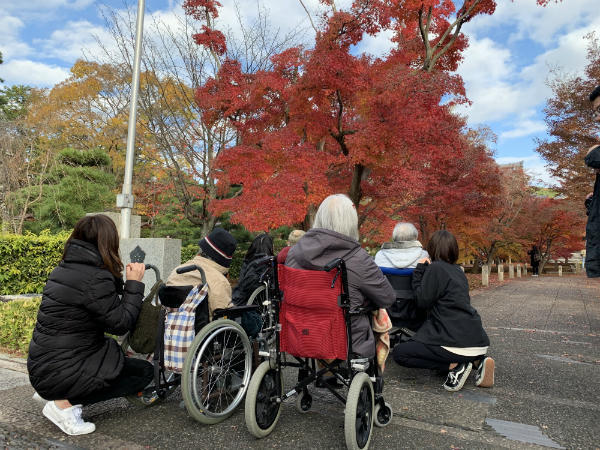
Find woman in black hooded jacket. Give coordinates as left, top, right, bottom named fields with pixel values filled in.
left=27, top=214, right=152, bottom=436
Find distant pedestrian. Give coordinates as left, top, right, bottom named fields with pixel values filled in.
left=528, top=245, right=541, bottom=276
left=584, top=85, right=600, bottom=278
left=28, top=215, right=151, bottom=436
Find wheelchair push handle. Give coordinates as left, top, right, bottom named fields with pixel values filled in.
left=176, top=264, right=207, bottom=285
left=144, top=263, right=161, bottom=282
left=324, top=258, right=342, bottom=272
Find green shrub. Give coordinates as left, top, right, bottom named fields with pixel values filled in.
left=0, top=231, right=69, bottom=295
left=0, top=298, right=40, bottom=355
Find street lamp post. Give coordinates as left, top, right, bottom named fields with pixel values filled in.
left=116, top=0, right=146, bottom=238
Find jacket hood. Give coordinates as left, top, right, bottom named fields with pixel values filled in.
left=374, top=246, right=429, bottom=269
left=62, top=239, right=103, bottom=267
left=289, top=228, right=360, bottom=270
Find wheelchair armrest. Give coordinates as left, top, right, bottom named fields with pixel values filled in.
left=213, top=305, right=260, bottom=320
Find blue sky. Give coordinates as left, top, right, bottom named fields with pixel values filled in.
left=1, top=0, right=598, bottom=185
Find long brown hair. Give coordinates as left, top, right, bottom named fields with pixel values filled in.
left=64, top=215, right=124, bottom=278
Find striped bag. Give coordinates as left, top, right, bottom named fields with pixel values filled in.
left=164, top=284, right=208, bottom=373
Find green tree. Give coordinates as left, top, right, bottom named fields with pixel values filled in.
left=0, top=85, right=33, bottom=121
left=16, top=148, right=116, bottom=233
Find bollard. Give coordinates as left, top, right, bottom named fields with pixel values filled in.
left=498, top=263, right=504, bottom=281
left=482, top=265, right=489, bottom=287
left=508, top=263, right=514, bottom=278
left=516, top=264, right=521, bottom=278
left=523, top=264, right=527, bottom=276
left=558, top=265, right=562, bottom=277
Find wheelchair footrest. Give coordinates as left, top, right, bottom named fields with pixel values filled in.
left=350, top=358, right=370, bottom=372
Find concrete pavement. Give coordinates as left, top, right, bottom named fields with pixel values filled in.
left=1, top=275, right=598, bottom=449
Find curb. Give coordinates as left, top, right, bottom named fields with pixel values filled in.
left=0, top=353, right=28, bottom=374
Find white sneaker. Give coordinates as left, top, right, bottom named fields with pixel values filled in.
left=32, top=392, right=48, bottom=406
left=42, top=401, right=96, bottom=435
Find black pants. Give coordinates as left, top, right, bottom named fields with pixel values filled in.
left=392, top=340, right=483, bottom=372
left=532, top=264, right=539, bottom=275
left=69, top=357, right=154, bottom=406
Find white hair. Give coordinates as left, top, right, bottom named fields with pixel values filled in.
left=392, top=222, right=418, bottom=242
left=312, top=194, right=359, bottom=241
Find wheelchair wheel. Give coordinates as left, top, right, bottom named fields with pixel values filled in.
left=344, top=372, right=374, bottom=450
left=182, top=319, right=252, bottom=425
left=245, top=360, right=283, bottom=438
left=373, top=401, right=393, bottom=427
left=247, top=285, right=275, bottom=348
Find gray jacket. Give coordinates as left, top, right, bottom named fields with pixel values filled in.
left=285, top=228, right=395, bottom=357
left=374, top=240, right=429, bottom=269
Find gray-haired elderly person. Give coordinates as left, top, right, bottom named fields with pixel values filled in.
left=285, top=194, right=395, bottom=359
left=375, top=222, right=430, bottom=269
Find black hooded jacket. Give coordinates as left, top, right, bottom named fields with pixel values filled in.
left=584, top=146, right=600, bottom=278
left=27, top=239, right=145, bottom=400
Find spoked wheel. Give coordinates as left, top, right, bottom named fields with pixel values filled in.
left=247, top=285, right=275, bottom=349
left=182, top=319, right=252, bottom=425
left=374, top=401, right=393, bottom=427
left=245, top=360, right=283, bottom=438
left=345, top=372, right=374, bottom=450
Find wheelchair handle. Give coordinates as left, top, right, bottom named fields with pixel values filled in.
left=176, top=264, right=207, bottom=285
left=144, top=264, right=161, bottom=282
left=252, top=255, right=274, bottom=268
left=324, top=258, right=342, bottom=272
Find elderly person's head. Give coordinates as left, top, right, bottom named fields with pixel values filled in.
left=392, top=222, right=419, bottom=242
left=312, top=194, right=359, bottom=241
left=287, top=229, right=305, bottom=246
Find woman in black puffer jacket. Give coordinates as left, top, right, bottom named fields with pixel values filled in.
left=27, top=214, right=152, bottom=436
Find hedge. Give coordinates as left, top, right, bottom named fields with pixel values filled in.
left=0, top=297, right=40, bottom=355
left=0, top=231, right=69, bottom=295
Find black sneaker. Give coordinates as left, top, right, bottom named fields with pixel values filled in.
left=443, top=362, right=472, bottom=392
left=474, top=356, right=495, bottom=388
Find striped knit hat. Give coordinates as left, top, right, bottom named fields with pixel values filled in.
left=199, top=227, right=237, bottom=268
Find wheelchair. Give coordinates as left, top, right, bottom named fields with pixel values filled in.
left=244, top=257, right=393, bottom=450
left=125, top=263, right=264, bottom=425
left=379, top=266, right=426, bottom=346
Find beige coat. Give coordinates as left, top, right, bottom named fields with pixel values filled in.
left=166, top=255, right=232, bottom=317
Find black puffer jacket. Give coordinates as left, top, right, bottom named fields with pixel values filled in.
left=584, top=146, right=600, bottom=278
left=412, top=261, right=489, bottom=348
left=27, top=239, right=145, bottom=400
left=232, top=254, right=269, bottom=306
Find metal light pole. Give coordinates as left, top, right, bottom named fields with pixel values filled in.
left=117, top=0, right=146, bottom=238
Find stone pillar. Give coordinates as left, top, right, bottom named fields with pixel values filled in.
left=482, top=265, right=489, bottom=287
left=498, top=264, right=504, bottom=281
left=120, top=238, right=182, bottom=295
left=516, top=264, right=521, bottom=278
left=558, top=265, right=562, bottom=277
left=508, top=263, right=514, bottom=279
left=523, top=263, right=527, bottom=276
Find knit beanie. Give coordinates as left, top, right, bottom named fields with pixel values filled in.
left=199, top=228, right=237, bottom=268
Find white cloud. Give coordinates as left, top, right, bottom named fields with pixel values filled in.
left=355, top=28, right=395, bottom=58
left=34, top=20, right=114, bottom=63
left=0, top=0, right=93, bottom=12
left=0, top=59, right=70, bottom=86
left=0, top=11, right=32, bottom=59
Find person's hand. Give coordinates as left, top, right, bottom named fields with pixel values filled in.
left=418, top=257, right=431, bottom=264
left=586, top=192, right=594, bottom=200
left=126, top=263, right=145, bottom=281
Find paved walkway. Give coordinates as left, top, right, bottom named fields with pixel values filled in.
left=1, top=275, right=599, bottom=449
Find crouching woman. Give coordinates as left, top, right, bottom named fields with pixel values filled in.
left=392, top=230, right=495, bottom=392
left=27, top=214, right=153, bottom=435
